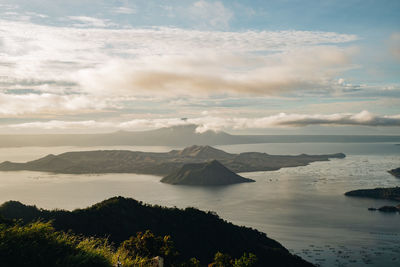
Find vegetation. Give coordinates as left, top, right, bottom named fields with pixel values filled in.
left=0, top=218, right=262, bottom=267
left=0, top=197, right=313, bottom=266
left=0, top=220, right=115, bottom=267
left=117, top=230, right=179, bottom=266
left=209, top=252, right=257, bottom=267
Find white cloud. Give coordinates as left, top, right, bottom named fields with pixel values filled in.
left=0, top=3, right=18, bottom=10
left=67, top=16, right=112, bottom=28
left=111, top=7, right=136, bottom=14
left=189, top=1, right=234, bottom=29
left=0, top=93, right=113, bottom=115
left=218, top=110, right=400, bottom=129
left=5, top=111, right=400, bottom=132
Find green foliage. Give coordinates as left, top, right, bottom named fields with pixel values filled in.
left=0, top=221, right=114, bottom=267
left=186, top=257, right=201, bottom=267
left=0, top=220, right=189, bottom=267
left=210, top=252, right=257, bottom=267
left=118, top=230, right=178, bottom=266
left=212, top=252, right=233, bottom=267
left=233, top=253, right=258, bottom=267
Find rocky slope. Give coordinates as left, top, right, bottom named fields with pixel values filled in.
left=161, top=160, right=255, bottom=185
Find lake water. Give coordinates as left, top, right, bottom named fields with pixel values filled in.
left=0, top=143, right=399, bottom=266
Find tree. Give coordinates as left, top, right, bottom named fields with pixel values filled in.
left=233, top=253, right=257, bottom=267
left=117, top=230, right=178, bottom=265
left=209, top=252, right=257, bottom=267
left=210, top=252, right=233, bottom=267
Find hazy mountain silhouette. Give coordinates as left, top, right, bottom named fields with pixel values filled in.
left=1, top=124, right=400, bottom=147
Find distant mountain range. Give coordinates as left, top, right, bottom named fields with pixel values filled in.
left=1, top=125, right=400, bottom=147
left=0, top=145, right=345, bottom=176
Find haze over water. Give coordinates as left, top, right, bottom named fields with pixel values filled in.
left=1, top=143, right=399, bottom=266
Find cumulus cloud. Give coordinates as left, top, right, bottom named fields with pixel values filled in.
left=5, top=111, right=400, bottom=132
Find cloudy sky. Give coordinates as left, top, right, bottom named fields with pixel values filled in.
left=0, top=0, right=399, bottom=134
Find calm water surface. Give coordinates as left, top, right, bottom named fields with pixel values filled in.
left=0, top=143, right=399, bottom=267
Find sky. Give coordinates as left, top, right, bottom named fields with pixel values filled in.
left=0, top=0, right=399, bottom=134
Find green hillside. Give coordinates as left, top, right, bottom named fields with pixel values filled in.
left=0, top=197, right=313, bottom=267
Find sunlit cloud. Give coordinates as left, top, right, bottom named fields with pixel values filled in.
left=0, top=18, right=360, bottom=117
left=0, top=19, right=357, bottom=64
left=77, top=46, right=356, bottom=97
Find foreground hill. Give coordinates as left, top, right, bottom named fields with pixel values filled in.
left=161, top=160, right=255, bottom=185
left=0, top=145, right=345, bottom=175
left=0, top=197, right=313, bottom=266
left=345, top=187, right=400, bottom=201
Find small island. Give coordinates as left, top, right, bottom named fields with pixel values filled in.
left=345, top=187, right=400, bottom=201
left=161, top=160, right=255, bottom=185
left=388, top=167, right=400, bottom=178
left=345, top=187, right=400, bottom=212
left=377, top=206, right=400, bottom=213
